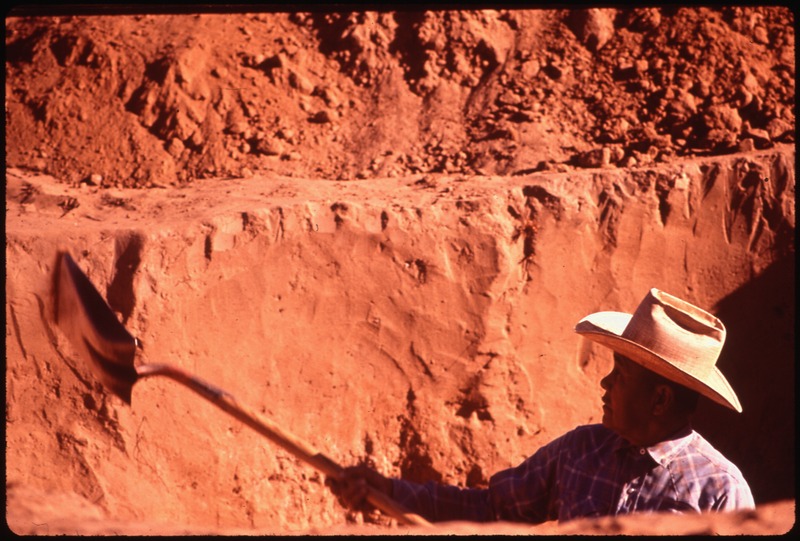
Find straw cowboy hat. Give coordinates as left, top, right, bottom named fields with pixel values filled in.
left=575, top=288, right=742, bottom=412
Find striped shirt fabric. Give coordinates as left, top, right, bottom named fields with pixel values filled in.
left=391, top=424, right=755, bottom=524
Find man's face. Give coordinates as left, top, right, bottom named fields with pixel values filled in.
left=599, top=353, right=658, bottom=444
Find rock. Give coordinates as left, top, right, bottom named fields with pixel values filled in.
left=737, top=87, right=754, bottom=107
left=314, top=86, right=341, bottom=108
left=742, top=71, right=761, bottom=94
left=242, top=101, right=259, bottom=119
left=742, top=123, right=771, bottom=148
left=309, top=110, right=334, bottom=123
left=702, top=104, right=743, bottom=147
left=497, top=91, right=522, bottom=106
left=567, top=8, right=616, bottom=52
left=227, top=120, right=249, bottom=135
left=277, top=127, right=295, bottom=143
left=753, top=25, right=770, bottom=45
left=174, top=46, right=212, bottom=101
left=576, top=147, right=611, bottom=168
left=766, top=118, right=793, bottom=141
left=167, top=137, right=185, bottom=157
left=737, top=138, right=755, bottom=152
left=247, top=53, right=266, bottom=68
left=520, top=59, right=540, bottom=79
left=610, top=145, right=625, bottom=164
left=254, top=136, right=284, bottom=156
left=85, top=173, right=103, bottom=185
left=666, top=90, right=697, bottom=121
left=625, top=7, right=662, bottom=32
left=289, top=70, right=315, bottom=94
left=189, top=129, right=205, bottom=149
left=173, top=109, right=198, bottom=140
left=622, top=154, right=637, bottom=168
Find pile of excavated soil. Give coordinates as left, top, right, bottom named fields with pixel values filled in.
left=4, top=6, right=796, bottom=535
left=5, top=7, right=794, bottom=185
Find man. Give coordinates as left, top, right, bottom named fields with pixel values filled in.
left=327, top=288, right=755, bottom=523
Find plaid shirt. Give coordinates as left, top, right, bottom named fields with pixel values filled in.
left=391, top=424, right=755, bottom=523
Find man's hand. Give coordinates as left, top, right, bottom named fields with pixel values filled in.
left=326, top=464, right=393, bottom=513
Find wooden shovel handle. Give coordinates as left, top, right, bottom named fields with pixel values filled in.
left=135, top=363, right=432, bottom=527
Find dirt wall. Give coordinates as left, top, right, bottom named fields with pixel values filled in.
left=5, top=145, right=795, bottom=533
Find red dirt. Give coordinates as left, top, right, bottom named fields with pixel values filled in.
left=4, top=6, right=796, bottom=535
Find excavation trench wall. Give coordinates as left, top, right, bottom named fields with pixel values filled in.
left=5, top=146, right=795, bottom=532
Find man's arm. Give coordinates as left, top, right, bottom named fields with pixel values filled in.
left=327, top=431, right=569, bottom=524
left=327, top=465, right=494, bottom=522
left=391, top=478, right=494, bottom=522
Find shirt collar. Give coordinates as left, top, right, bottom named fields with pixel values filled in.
left=613, top=424, right=695, bottom=464
left=645, top=424, right=695, bottom=465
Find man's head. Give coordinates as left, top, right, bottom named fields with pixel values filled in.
left=575, top=288, right=742, bottom=419
left=600, top=352, right=700, bottom=445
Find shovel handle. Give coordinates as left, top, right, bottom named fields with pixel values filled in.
left=135, top=363, right=432, bottom=527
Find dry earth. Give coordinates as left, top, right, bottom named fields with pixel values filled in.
left=4, top=5, right=797, bottom=536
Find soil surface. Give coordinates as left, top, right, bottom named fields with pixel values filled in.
left=4, top=5, right=796, bottom=535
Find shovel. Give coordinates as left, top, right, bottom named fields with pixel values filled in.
left=51, top=251, right=431, bottom=528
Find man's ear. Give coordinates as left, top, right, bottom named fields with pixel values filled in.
left=652, top=384, right=674, bottom=416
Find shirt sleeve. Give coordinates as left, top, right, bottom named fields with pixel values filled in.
left=391, top=478, right=494, bottom=522
left=486, top=434, right=564, bottom=523
left=391, top=432, right=570, bottom=524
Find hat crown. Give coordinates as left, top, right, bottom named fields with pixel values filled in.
left=621, top=289, right=726, bottom=379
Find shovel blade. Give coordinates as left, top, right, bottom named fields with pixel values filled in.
left=53, top=251, right=138, bottom=403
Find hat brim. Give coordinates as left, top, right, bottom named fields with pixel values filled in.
left=575, top=311, right=742, bottom=413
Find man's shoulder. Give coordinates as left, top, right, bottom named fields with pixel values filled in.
left=558, top=423, right=620, bottom=447
left=677, top=431, right=755, bottom=507
left=567, top=423, right=615, bottom=437
left=684, top=431, right=748, bottom=480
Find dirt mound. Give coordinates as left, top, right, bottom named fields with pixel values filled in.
left=5, top=7, right=794, bottom=187
left=4, top=6, right=796, bottom=536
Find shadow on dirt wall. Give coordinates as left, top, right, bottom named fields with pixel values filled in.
left=692, top=255, right=795, bottom=504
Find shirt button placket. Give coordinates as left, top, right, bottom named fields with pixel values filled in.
left=627, top=476, right=643, bottom=510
